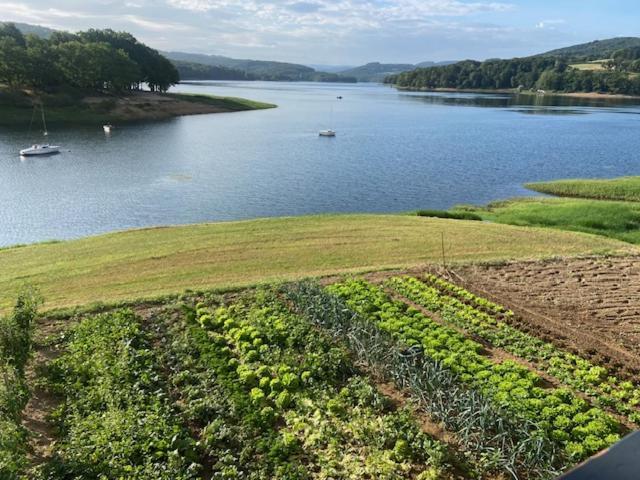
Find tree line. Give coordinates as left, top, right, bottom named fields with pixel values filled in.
left=0, top=23, right=179, bottom=93
left=386, top=49, right=640, bottom=95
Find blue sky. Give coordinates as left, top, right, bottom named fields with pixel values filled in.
left=1, top=1, right=638, bottom=64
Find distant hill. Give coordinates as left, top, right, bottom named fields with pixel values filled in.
left=415, top=60, right=457, bottom=68
left=307, top=64, right=357, bottom=73
left=2, top=21, right=56, bottom=38
left=540, top=37, right=640, bottom=60
left=339, top=61, right=456, bottom=82
left=163, top=51, right=356, bottom=83
left=171, top=60, right=256, bottom=81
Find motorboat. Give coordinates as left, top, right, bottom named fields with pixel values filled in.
left=20, top=144, right=60, bottom=156
left=319, top=129, right=336, bottom=137
left=103, top=124, right=114, bottom=133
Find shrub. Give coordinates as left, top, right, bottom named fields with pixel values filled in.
left=416, top=209, right=482, bottom=221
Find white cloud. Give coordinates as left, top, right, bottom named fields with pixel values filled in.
left=535, top=19, right=566, bottom=29
left=0, top=0, right=577, bottom=64
left=122, top=14, right=193, bottom=32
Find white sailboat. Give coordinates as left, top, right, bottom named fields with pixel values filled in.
left=20, top=103, right=60, bottom=157
left=319, top=101, right=337, bottom=137
left=20, top=144, right=60, bottom=156
left=319, top=129, right=336, bottom=137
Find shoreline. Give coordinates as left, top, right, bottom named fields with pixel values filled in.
left=394, top=86, right=640, bottom=100
left=0, top=90, right=275, bottom=126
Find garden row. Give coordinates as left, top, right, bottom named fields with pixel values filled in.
left=0, top=291, right=39, bottom=480
left=390, top=274, right=640, bottom=425
left=284, top=281, right=566, bottom=478
left=36, top=291, right=457, bottom=479
left=326, top=279, right=622, bottom=462
left=37, top=309, right=200, bottom=479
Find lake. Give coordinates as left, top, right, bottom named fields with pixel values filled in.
left=1, top=81, right=640, bottom=247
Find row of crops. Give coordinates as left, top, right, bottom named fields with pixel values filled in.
left=31, top=292, right=459, bottom=479
left=6, top=273, right=634, bottom=479
left=388, top=274, right=640, bottom=425
left=0, top=291, right=39, bottom=480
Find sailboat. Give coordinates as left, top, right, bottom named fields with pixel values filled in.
left=20, top=103, right=60, bottom=157
left=319, top=129, right=336, bottom=137
left=319, top=102, right=337, bottom=137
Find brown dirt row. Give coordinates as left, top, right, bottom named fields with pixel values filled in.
left=384, top=287, right=635, bottom=430
left=445, top=256, right=640, bottom=382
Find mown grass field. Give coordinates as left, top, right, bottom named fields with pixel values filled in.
left=460, top=197, right=640, bottom=245
left=527, top=176, right=640, bottom=202
left=0, top=214, right=632, bottom=312
left=569, top=60, right=609, bottom=71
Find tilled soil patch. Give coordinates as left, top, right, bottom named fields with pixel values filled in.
left=448, top=255, right=640, bottom=380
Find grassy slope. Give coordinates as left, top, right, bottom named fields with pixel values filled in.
left=0, top=214, right=631, bottom=312
left=462, top=197, right=640, bottom=244
left=527, top=176, right=640, bottom=202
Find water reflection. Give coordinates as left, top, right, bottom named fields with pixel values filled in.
left=401, top=91, right=640, bottom=113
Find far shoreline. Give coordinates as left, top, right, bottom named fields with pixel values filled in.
left=394, top=86, right=640, bottom=100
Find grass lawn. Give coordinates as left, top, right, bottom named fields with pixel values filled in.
left=570, top=61, right=609, bottom=71
left=460, top=197, right=640, bottom=245
left=0, top=214, right=631, bottom=312
left=526, top=176, right=640, bottom=202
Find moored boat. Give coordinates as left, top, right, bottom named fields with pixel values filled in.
left=21, top=103, right=61, bottom=156
left=19, top=144, right=60, bottom=156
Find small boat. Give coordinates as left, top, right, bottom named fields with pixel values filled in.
left=337, top=96, right=343, bottom=99
left=319, top=129, right=336, bottom=137
left=103, top=124, right=114, bottom=133
left=20, top=144, right=60, bottom=156
left=21, top=103, right=61, bottom=156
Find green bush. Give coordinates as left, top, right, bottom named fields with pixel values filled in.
left=416, top=209, right=482, bottom=221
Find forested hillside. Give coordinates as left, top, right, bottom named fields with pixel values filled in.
left=0, top=23, right=178, bottom=92
left=541, top=37, right=640, bottom=60
left=386, top=37, right=640, bottom=95
left=172, top=60, right=256, bottom=81
left=339, top=61, right=456, bottom=82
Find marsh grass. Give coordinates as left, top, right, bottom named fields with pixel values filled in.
left=466, top=197, right=640, bottom=244
left=526, top=177, right=640, bottom=202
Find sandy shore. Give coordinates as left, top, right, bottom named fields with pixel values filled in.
left=83, top=91, right=271, bottom=121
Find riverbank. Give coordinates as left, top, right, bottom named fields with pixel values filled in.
left=0, top=213, right=630, bottom=312
left=432, top=175, right=640, bottom=245
left=0, top=89, right=276, bottom=126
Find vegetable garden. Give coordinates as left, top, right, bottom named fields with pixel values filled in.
left=3, top=271, right=637, bottom=479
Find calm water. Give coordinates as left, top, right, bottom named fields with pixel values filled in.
left=1, top=81, right=640, bottom=247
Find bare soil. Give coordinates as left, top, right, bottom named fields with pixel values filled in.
left=21, top=317, right=69, bottom=467
left=446, top=256, right=640, bottom=380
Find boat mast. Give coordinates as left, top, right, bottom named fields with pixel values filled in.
left=41, top=104, right=48, bottom=136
